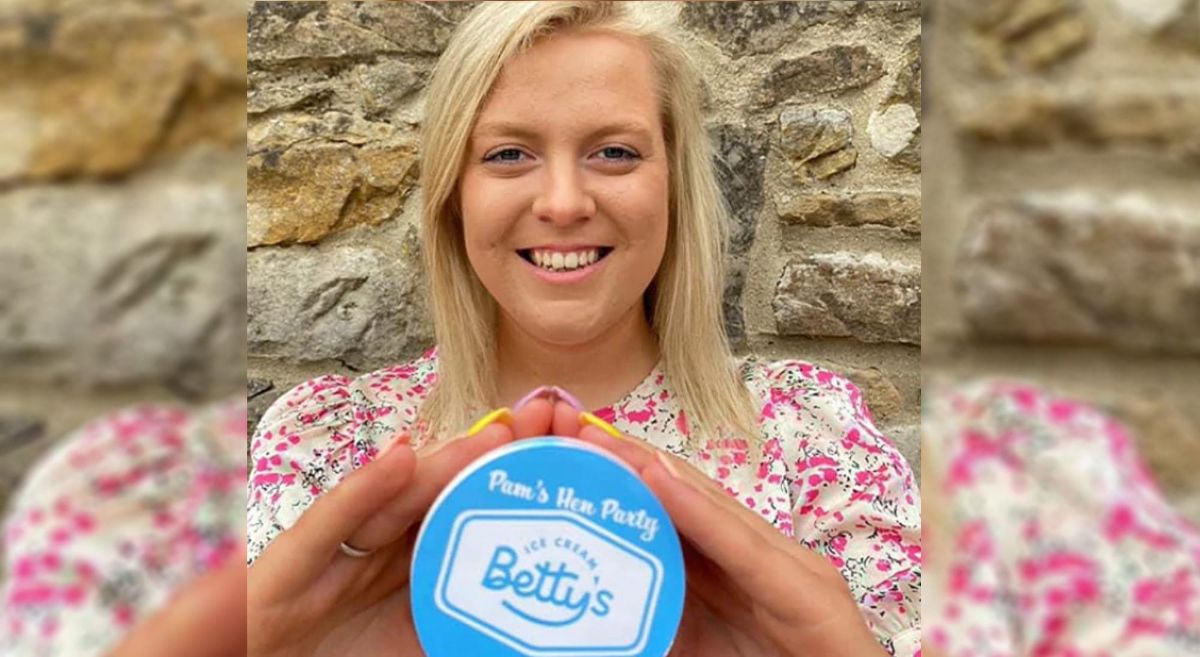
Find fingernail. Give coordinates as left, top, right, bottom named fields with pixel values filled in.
left=550, top=386, right=585, bottom=411
left=467, top=407, right=513, bottom=437
left=513, top=386, right=554, bottom=412
left=579, top=411, right=622, bottom=440
left=654, top=450, right=681, bottom=479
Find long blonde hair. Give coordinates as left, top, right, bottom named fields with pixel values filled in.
left=418, top=1, right=758, bottom=446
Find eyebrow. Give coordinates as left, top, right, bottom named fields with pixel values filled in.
left=472, top=119, right=657, bottom=144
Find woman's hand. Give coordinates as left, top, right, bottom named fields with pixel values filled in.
left=247, top=399, right=559, bottom=657
left=573, top=420, right=889, bottom=657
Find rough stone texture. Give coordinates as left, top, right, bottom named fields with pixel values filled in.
left=710, top=124, right=769, bottom=343
left=1108, top=397, right=1200, bottom=499
left=0, top=415, right=46, bottom=515
left=760, top=45, right=885, bottom=107
left=0, top=416, right=44, bottom=457
left=244, top=4, right=448, bottom=248
left=248, top=1, right=478, bottom=62
left=955, top=85, right=1200, bottom=160
left=248, top=138, right=419, bottom=246
left=870, top=32, right=922, bottom=171
left=1151, top=1, right=1200, bottom=53
left=868, top=103, right=921, bottom=170
left=774, top=253, right=921, bottom=345
left=680, top=1, right=920, bottom=59
left=247, top=378, right=282, bottom=435
left=248, top=231, right=434, bottom=371
left=0, top=152, right=247, bottom=390
left=955, top=0, right=1092, bottom=75
left=955, top=194, right=1200, bottom=353
left=844, top=367, right=904, bottom=425
left=1110, top=0, right=1190, bottom=30
left=778, top=106, right=858, bottom=181
left=0, top=1, right=246, bottom=182
left=883, top=424, right=920, bottom=486
left=712, top=124, right=770, bottom=258
left=248, top=58, right=425, bottom=120
left=888, top=34, right=923, bottom=111
left=776, top=190, right=921, bottom=236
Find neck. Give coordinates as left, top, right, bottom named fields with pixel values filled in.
left=494, top=303, right=660, bottom=411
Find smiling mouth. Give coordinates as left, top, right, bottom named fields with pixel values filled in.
left=517, top=247, right=614, bottom=273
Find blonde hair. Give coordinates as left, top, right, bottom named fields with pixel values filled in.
left=417, top=1, right=759, bottom=447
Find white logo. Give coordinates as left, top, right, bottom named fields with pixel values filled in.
left=435, top=510, right=663, bottom=656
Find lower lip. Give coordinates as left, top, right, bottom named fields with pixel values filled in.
left=520, top=252, right=610, bottom=284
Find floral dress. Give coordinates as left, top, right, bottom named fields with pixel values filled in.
left=924, top=379, right=1200, bottom=656
left=0, top=399, right=247, bottom=657
left=247, top=347, right=922, bottom=655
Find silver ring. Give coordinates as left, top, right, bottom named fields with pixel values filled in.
left=339, top=541, right=374, bottom=558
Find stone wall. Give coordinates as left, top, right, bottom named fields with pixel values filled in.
left=924, top=0, right=1200, bottom=518
left=0, top=0, right=247, bottom=515
left=245, top=1, right=924, bottom=471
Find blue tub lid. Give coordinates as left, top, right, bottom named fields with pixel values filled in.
left=411, top=437, right=685, bottom=657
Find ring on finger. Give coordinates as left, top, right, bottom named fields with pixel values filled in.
left=339, top=541, right=374, bottom=558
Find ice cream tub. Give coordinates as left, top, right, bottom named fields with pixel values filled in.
left=410, top=437, right=685, bottom=657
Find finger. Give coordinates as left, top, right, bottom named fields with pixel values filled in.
left=255, top=436, right=418, bottom=588
left=578, top=424, right=656, bottom=468
left=347, top=422, right=513, bottom=549
left=510, top=397, right=554, bottom=439
left=551, top=400, right=583, bottom=437
left=679, top=539, right=759, bottom=634
left=110, top=546, right=248, bottom=657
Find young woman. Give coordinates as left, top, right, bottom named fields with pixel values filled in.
left=247, top=3, right=920, bottom=656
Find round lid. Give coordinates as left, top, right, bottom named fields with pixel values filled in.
left=411, top=437, right=685, bottom=657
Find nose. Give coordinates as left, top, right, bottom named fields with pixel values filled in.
left=531, top=159, right=595, bottom=226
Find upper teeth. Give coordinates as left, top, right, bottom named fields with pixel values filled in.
left=531, top=248, right=600, bottom=271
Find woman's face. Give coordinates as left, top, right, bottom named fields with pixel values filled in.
left=458, top=29, right=670, bottom=348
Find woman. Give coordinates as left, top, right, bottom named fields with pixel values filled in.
left=247, top=3, right=920, bottom=656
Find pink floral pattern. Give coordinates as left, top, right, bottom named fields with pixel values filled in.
left=248, top=347, right=921, bottom=655
left=925, top=380, right=1200, bottom=656
left=0, top=399, right=246, bottom=657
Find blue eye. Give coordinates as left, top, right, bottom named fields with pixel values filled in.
left=599, top=146, right=638, bottom=161
left=484, top=148, right=526, bottom=163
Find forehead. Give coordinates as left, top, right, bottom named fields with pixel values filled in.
left=472, top=29, right=663, bottom=138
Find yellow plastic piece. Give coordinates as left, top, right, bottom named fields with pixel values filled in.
left=579, top=411, right=622, bottom=439
left=467, top=407, right=514, bottom=437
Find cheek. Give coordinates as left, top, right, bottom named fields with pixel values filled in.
left=459, top=176, right=511, bottom=265
left=622, top=173, right=670, bottom=261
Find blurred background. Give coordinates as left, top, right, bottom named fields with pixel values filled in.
left=923, top=0, right=1200, bottom=517
left=0, top=0, right=246, bottom=525
left=923, top=0, right=1200, bottom=654
left=0, top=3, right=249, bottom=654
